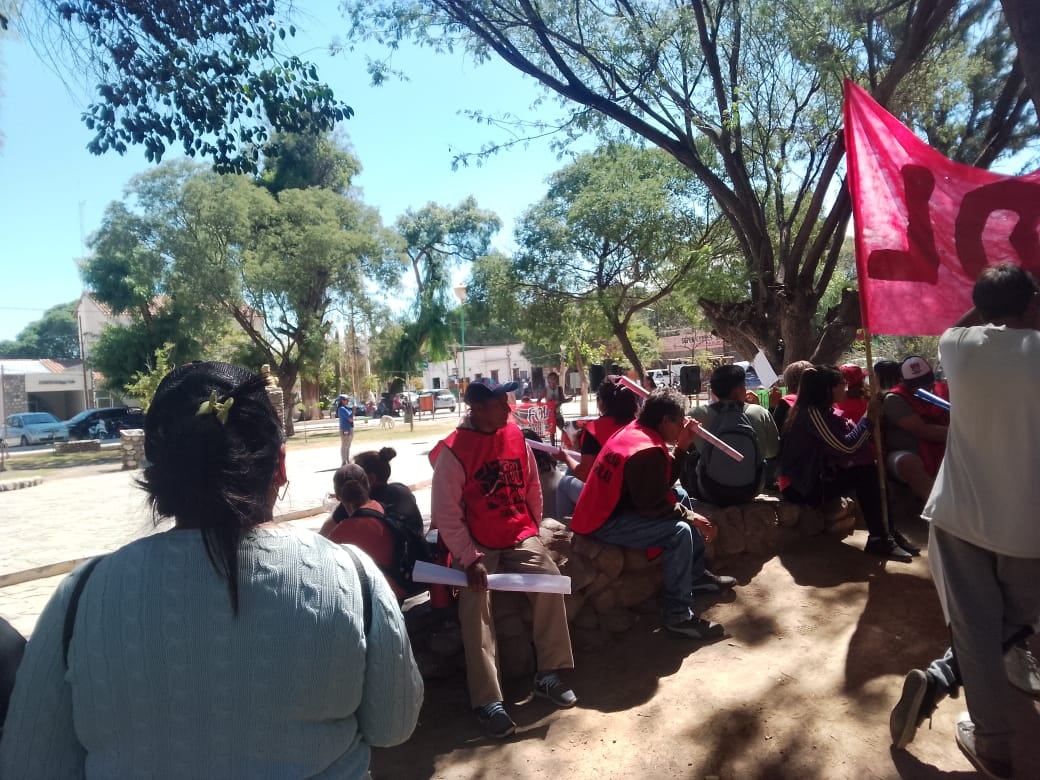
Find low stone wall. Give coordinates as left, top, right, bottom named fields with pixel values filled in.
left=409, top=495, right=862, bottom=680
left=54, top=440, right=101, bottom=454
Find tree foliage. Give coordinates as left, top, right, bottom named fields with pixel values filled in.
left=82, top=136, right=400, bottom=431
left=349, top=0, right=1038, bottom=368
left=388, top=197, right=501, bottom=374
left=0, top=300, right=80, bottom=359
left=13, top=0, right=351, bottom=172
left=509, top=144, right=719, bottom=376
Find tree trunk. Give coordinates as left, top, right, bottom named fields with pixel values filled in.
left=1001, top=0, right=1040, bottom=119
left=574, top=344, right=589, bottom=417
left=610, top=317, right=645, bottom=379
left=300, top=378, right=321, bottom=420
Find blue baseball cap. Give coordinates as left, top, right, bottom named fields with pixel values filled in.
left=464, top=378, right=520, bottom=405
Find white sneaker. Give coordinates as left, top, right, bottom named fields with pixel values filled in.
left=1004, top=644, right=1040, bottom=698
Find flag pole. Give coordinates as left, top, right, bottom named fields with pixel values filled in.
left=861, top=327, right=893, bottom=535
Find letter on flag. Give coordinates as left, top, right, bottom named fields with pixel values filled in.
left=843, top=79, right=1040, bottom=335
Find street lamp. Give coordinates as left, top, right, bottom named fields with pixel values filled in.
left=453, top=285, right=467, bottom=400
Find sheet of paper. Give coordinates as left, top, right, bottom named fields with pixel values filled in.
left=412, top=561, right=572, bottom=594
left=752, top=350, right=779, bottom=388
left=526, top=439, right=581, bottom=459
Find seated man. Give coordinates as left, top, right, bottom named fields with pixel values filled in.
left=571, top=387, right=736, bottom=640
left=882, top=355, right=949, bottom=500
left=430, top=379, right=576, bottom=739
left=687, top=364, right=779, bottom=505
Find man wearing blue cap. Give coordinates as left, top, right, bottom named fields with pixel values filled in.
left=430, top=379, right=576, bottom=739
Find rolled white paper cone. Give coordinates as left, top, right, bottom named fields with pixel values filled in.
left=618, top=375, right=651, bottom=398
left=691, top=423, right=744, bottom=462
left=527, top=439, right=581, bottom=459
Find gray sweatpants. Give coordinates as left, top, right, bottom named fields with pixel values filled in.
left=933, top=526, right=1040, bottom=754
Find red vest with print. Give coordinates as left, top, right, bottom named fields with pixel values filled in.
left=582, top=415, right=626, bottom=450
left=570, top=421, right=670, bottom=534
left=430, top=424, right=538, bottom=549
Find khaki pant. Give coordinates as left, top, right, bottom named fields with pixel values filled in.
left=458, top=535, right=574, bottom=708
left=340, top=431, right=353, bottom=465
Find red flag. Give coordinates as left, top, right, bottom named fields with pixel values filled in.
left=843, top=79, right=1040, bottom=335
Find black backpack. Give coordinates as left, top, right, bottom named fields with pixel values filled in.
left=694, top=401, right=764, bottom=506
left=353, top=507, right=434, bottom=597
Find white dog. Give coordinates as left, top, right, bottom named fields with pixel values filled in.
left=379, top=415, right=395, bottom=430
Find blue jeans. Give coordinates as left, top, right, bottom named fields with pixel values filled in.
left=556, top=474, right=585, bottom=520
left=589, top=511, right=706, bottom=623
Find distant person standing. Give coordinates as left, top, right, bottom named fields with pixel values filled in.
left=337, top=394, right=355, bottom=466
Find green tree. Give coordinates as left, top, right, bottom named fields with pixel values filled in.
left=11, top=0, right=350, bottom=172
left=390, top=197, right=501, bottom=372
left=350, top=0, right=1037, bottom=368
left=510, top=145, right=717, bottom=377
left=82, top=150, right=399, bottom=433
left=0, top=301, right=80, bottom=358
left=123, top=341, right=176, bottom=411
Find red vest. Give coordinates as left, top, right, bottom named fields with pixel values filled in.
left=582, top=415, right=625, bottom=450
left=570, top=421, right=670, bottom=534
left=429, top=424, right=539, bottom=549
left=888, top=384, right=949, bottom=477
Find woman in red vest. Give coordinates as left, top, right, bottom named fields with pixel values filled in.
left=554, top=375, right=641, bottom=519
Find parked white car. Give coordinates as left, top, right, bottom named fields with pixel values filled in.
left=2, top=412, right=70, bottom=446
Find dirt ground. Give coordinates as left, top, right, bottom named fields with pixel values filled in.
left=371, top=518, right=1040, bottom=779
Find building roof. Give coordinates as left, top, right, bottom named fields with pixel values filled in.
left=0, top=359, right=81, bottom=375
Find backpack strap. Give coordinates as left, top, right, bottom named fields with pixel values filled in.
left=342, top=546, right=373, bottom=637
left=62, top=556, right=104, bottom=668
left=351, top=507, right=386, bottom=522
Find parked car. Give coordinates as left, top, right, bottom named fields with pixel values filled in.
left=418, top=390, right=457, bottom=413
left=65, top=406, right=145, bottom=440
left=2, top=412, right=69, bottom=446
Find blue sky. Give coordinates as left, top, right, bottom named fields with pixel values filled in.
left=0, top=0, right=581, bottom=341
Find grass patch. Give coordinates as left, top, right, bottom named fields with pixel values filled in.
left=0, top=448, right=122, bottom=475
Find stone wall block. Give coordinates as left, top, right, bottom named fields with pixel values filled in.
left=564, top=591, right=586, bottom=622
left=622, top=547, right=651, bottom=572
left=497, top=636, right=535, bottom=680
left=560, top=554, right=596, bottom=592
left=614, top=574, right=658, bottom=609
left=590, top=586, right=617, bottom=614
left=714, top=511, right=748, bottom=557
left=595, top=546, right=625, bottom=579
left=571, top=533, right=604, bottom=560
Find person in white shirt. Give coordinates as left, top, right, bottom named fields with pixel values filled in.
left=890, top=264, right=1040, bottom=779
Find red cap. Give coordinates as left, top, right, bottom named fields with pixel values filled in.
left=840, top=364, right=865, bottom=386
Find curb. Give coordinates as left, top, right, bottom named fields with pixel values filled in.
left=0, top=476, right=43, bottom=492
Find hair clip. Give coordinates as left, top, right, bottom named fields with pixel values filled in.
left=196, top=391, right=235, bottom=425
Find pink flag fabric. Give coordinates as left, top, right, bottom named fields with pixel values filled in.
left=843, top=79, right=1040, bottom=335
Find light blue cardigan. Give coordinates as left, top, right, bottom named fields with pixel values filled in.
left=0, top=527, right=423, bottom=778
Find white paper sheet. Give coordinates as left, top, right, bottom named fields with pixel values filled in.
left=412, top=561, right=572, bottom=594
left=526, top=439, right=581, bottom=460
left=752, top=350, right=779, bottom=389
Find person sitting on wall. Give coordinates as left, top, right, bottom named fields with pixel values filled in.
left=571, top=387, right=736, bottom=640
left=779, top=366, right=914, bottom=562
left=882, top=355, right=949, bottom=501
left=687, top=364, right=779, bottom=506
left=430, top=378, right=576, bottom=739
left=554, top=376, right=642, bottom=520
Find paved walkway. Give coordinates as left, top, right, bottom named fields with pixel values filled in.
left=0, top=421, right=451, bottom=636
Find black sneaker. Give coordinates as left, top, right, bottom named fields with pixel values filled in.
left=892, top=531, right=922, bottom=556
left=665, top=616, right=725, bottom=640
left=864, top=535, right=913, bottom=563
left=476, top=701, right=516, bottom=738
left=890, top=669, right=938, bottom=748
left=533, top=671, right=577, bottom=708
left=692, top=570, right=737, bottom=593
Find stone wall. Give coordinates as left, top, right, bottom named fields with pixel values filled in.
left=120, top=429, right=146, bottom=470
left=409, top=495, right=862, bottom=680
left=1, top=373, right=27, bottom=417
left=54, top=440, right=101, bottom=454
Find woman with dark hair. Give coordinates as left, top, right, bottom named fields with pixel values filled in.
left=779, top=366, right=914, bottom=562
left=352, top=447, right=424, bottom=536
left=554, top=375, right=642, bottom=520
left=1, top=362, right=422, bottom=778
